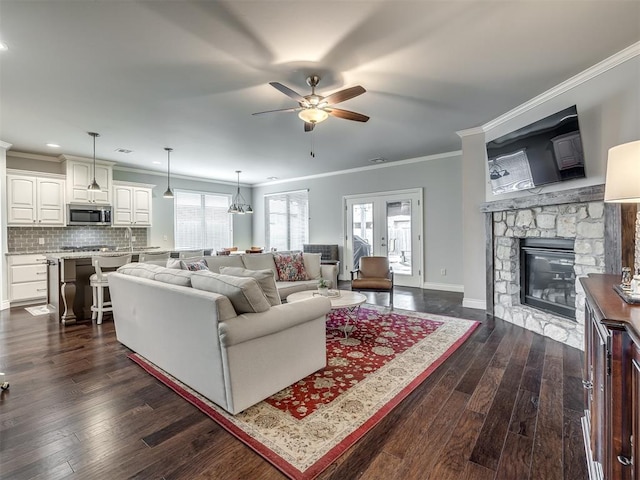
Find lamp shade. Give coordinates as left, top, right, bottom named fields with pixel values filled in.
left=604, top=140, right=640, bottom=203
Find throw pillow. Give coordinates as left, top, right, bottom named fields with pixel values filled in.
left=191, top=271, right=271, bottom=314
left=166, top=258, right=182, bottom=269
left=219, top=266, right=281, bottom=306
left=302, top=252, right=322, bottom=280
left=181, top=259, right=209, bottom=271
left=241, top=252, right=278, bottom=277
left=273, top=252, right=307, bottom=281
left=117, top=263, right=164, bottom=280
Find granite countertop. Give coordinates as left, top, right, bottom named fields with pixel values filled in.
left=44, top=248, right=170, bottom=260
left=6, top=247, right=166, bottom=257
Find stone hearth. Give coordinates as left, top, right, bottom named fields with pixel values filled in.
left=482, top=185, right=611, bottom=350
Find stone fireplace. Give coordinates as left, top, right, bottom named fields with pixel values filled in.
left=482, top=185, right=611, bottom=349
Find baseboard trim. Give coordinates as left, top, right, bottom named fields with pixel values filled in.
left=0, top=300, right=10, bottom=311
left=463, top=298, right=486, bottom=310
left=422, top=282, right=464, bottom=293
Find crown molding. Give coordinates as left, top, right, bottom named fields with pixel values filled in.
left=456, top=126, right=485, bottom=138
left=483, top=41, right=640, bottom=132
left=254, top=150, right=462, bottom=187
left=113, top=165, right=244, bottom=188
left=7, top=151, right=58, bottom=162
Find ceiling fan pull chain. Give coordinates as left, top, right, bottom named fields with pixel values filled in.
left=310, top=130, right=316, bottom=158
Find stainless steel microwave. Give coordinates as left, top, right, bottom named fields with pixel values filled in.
left=67, top=204, right=112, bottom=226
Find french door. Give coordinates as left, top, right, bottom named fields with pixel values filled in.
left=344, top=189, right=423, bottom=287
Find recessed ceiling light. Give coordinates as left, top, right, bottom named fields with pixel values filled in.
left=115, top=148, right=133, bottom=154
left=152, top=161, right=162, bottom=165
left=267, top=176, right=279, bottom=180
left=369, top=157, right=386, bottom=164
left=0, top=42, right=8, bottom=51
left=46, top=143, right=61, bottom=148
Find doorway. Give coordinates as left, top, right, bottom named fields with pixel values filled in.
left=344, top=189, right=423, bottom=287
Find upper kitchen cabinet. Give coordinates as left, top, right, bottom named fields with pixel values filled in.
left=60, top=155, right=114, bottom=205
left=112, top=181, right=155, bottom=227
left=7, top=170, right=65, bottom=226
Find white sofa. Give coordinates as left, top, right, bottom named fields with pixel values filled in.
left=109, top=263, right=331, bottom=415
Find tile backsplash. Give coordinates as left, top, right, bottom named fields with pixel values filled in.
left=8, top=226, right=149, bottom=253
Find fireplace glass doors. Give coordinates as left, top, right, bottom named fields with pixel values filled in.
left=520, top=238, right=576, bottom=320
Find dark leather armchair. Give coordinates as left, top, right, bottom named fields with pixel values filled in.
left=350, top=256, right=394, bottom=308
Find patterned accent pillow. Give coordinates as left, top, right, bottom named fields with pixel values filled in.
left=180, top=259, right=209, bottom=271
left=273, top=252, right=307, bottom=281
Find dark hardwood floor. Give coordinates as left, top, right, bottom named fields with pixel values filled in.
left=0, top=286, right=587, bottom=479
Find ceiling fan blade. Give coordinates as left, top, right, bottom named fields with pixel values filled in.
left=304, top=122, right=315, bottom=132
left=323, top=86, right=366, bottom=106
left=269, top=82, right=307, bottom=104
left=326, top=108, right=369, bottom=122
left=252, top=107, right=301, bottom=116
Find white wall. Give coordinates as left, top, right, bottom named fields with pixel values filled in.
left=0, top=141, right=11, bottom=310
left=251, top=153, right=465, bottom=289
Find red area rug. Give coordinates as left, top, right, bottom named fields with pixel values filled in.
left=129, top=305, right=479, bottom=480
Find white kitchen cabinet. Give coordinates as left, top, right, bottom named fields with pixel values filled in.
left=112, top=182, right=154, bottom=227
left=61, top=156, right=114, bottom=205
left=9, top=254, right=48, bottom=303
left=7, top=172, right=65, bottom=226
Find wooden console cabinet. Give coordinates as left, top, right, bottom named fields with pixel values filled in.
left=581, top=274, right=640, bottom=480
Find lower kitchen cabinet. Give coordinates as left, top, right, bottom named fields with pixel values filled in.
left=581, top=274, right=640, bottom=480
left=9, top=254, right=48, bottom=303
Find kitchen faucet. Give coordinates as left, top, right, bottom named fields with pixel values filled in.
left=124, top=226, right=133, bottom=252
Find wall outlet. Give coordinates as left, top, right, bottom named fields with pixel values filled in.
left=131, top=236, right=136, bottom=242
left=440, top=268, right=447, bottom=276
left=38, top=238, right=45, bottom=245
left=163, top=235, right=168, bottom=242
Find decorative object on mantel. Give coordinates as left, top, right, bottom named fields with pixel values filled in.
left=227, top=170, right=253, bottom=214
left=129, top=306, right=479, bottom=480
left=163, top=147, right=174, bottom=199
left=604, top=140, right=640, bottom=303
left=87, top=131, right=101, bottom=191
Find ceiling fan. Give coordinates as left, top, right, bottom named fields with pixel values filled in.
left=252, top=75, right=369, bottom=132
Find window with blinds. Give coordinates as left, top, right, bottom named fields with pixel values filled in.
left=265, top=190, right=309, bottom=251
left=174, top=190, right=232, bottom=250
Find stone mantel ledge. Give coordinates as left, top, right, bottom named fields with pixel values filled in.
left=480, top=184, right=605, bottom=213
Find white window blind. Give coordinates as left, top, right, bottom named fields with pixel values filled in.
left=174, top=190, right=232, bottom=250
left=265, top=190, right=309, bottom=251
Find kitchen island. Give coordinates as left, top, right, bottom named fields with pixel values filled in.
left=46, top=250, right=170, bottom=324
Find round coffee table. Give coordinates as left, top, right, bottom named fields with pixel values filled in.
left=286, top=290, right=367, bottom=337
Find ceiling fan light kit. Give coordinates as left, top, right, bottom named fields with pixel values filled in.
left=253, top=75, right=369, bottom=131
left=298, top=108, right=329, bottom=124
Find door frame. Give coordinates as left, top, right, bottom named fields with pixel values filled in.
left=343, top=188, right=423, bottom=287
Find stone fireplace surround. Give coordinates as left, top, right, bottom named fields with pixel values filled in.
left=481, top=185, right=620, bottom=350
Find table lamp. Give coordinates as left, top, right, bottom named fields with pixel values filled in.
left=604, top=140, right=640, bottom=301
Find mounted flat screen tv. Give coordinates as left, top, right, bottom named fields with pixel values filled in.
left=486, top=105, right=586, bottom=195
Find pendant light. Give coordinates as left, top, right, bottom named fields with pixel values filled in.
left=228, top=170, right=252, bottom=214
left=163, top=147, right=174, bottom=199
left=87, top=132, right=101, bottom=191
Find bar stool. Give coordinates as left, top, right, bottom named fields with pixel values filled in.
left=90, top=254, right=132, bottom=324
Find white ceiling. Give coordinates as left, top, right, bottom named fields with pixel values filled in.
left=1, top=1, right=639, bottom=185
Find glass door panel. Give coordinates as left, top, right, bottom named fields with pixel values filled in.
left=351, top=202, right=373, bottom=270
left=386, top=200, right=412, bottom=275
